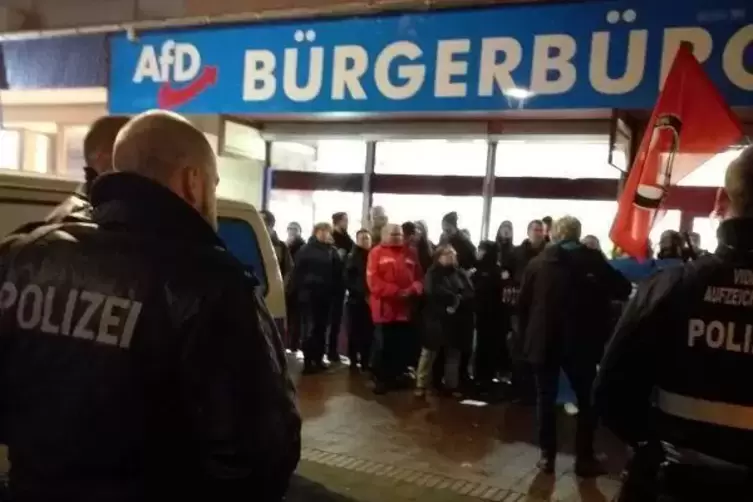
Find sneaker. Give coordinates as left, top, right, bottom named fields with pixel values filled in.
left=315, top=360, right=331, bottom=371
left=537, top=456, right=555, bottom=474
left=414, top=388, right=426, bottom=398
left=574, top=457, right=608, bottom=478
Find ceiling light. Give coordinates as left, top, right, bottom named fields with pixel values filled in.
left=504, top=87, right=535, bottom=99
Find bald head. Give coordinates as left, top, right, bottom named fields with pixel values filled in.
left=370, top=205, right=388, bottom=229
left=381, top=223, right=403, bottom=246
left=113, top=110, right=219, bottom=229
left=724, top=146, right=753, bottom=218
left=113, top=110, right=215, bottom=181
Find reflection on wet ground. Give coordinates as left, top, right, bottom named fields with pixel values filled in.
left=294, top=363, right=624, bottom=502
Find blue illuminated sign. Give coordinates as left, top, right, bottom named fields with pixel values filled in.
left=109, top=0, right=753, bottom=115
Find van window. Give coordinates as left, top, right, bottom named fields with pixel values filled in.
left=217, top=217, right=268, bottom=296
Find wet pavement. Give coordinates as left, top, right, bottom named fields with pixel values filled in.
left=293, top=360, right=625, bottom=502
left=0, top=358, right=625, bottom=501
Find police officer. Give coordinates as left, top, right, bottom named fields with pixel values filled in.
left=0, top=110, right=300, bottom=502
left=595, top=145, right=753, bottom=501
left=46, top=115, right=130, bottom=222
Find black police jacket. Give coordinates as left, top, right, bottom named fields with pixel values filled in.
left=595, top=218, right=753, bottom=468
left=0, top=172, right=301, bottom=502
left=45, top=167, right=98, bottom=224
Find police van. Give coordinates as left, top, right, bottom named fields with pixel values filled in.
left=0, top=171, right=286, bottom=324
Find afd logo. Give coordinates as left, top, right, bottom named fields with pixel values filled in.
left=132, top=40, right=218, bottom=109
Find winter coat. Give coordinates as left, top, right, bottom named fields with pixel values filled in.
left=366, top=244, right=423, bottom=324
left=287, top=236, right=305, bottom=262
left=517, top=242, right=632, bottom=366
left=345, top=246, right=369, bottom=304
left=512, top=239, right=546, bottom=282
left=422, top=264, right=474, bottom=351
left=445, top=232, right=477, bottom=271
left=289, top=238, right=344, bottom=303
left=332, top=229, right=354, bottom=258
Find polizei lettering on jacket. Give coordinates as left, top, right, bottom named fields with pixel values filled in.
left=215, top=24, right=753, bottom=103
left=688, top=319, right=753, bottom=354
left=0, top=281, right=142, bottom=349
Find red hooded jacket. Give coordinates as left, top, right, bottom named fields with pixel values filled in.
left=366, top=243, right=423, bottom=323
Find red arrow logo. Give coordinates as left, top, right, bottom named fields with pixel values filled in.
left=157, top=66, right=218, bottom=109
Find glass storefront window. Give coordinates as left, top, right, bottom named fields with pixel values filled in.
left=649, top=210, right=682, bottom=253
left=64, top=125, right=88, bottom=180
left=693, top=217, right=718, bottom=253
left=678, top=148, right=743, bottom=187
left=271, top=140, right=367, bottom=173
left=371, top=193, right=484, bottom=244
left=495, top=138, right=619, bottom=179
left=0, top=130, right=20, bottom=170
left=32, top=133, right=51, bottom=174
left=490, top=198, right=618, bottom=252
left=375, top=140, right=488, bottom=176
left=268, top=189, right=364, bottom=238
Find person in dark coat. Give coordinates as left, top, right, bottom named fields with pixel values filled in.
left=439, top=212, right=477, bottom=384
left=496, top=220, right=517, bottom=273
left=345, top=229, right=373, bottom=372
left=328, top=212, right=353, bottom=363
left=414, top=220, right=434, bottom=274
left=542, top=215, right=553, bottom=244
left=440, top=211, right=477, bottom=271
left=261, top=210, right=293, bottom=282
left=508, top=219, right=547, bottom=403
left=332, top=212, right=355, bottom=257
left=47, top=116, right=130, bottom=223
left=517, top=216, right=632, bottom=477
left=286, top=222, right=305, bottom=262
left=415, top=244, right=474, bottom=398
left=289, top=222, right=344, bottom=374
left=471, top=241, right=505, bottom=392
left=581, top=234, right=603, bottom=253
left=284, top=221, right=306, bottom=352
left=513, top=219, right=547, bottom=281
left=0, top=111, right=300, bottom=501
left=657, top=229, right=685, bottom=260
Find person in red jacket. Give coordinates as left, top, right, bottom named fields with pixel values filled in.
left=367, top=223, right=423, bottom=394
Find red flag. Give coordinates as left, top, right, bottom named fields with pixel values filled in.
left=609, top=43, right=744, bottom=259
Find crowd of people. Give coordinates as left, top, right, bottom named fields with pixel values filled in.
left=261, top=202, right=715, bottom=479
left=2, top=108, right=752, bottom=501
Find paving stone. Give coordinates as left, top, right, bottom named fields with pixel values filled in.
left=294, top=366, right=626, bottom=501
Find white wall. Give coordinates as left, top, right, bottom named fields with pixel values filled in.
left=216, top=155, right=264, bottom=208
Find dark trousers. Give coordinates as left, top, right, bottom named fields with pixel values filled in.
left=327, top=293, right=345, bottom=359
left=534, top=358, right=597, bottom=461
left=474, top=315, right=512, bottom=385
left=301, top=296, right=331, bottom=365
left=432, top=348, right=446, bottom=388
left=286, top=295, right=301, bottom=351
left=373, top=322, right=411, bottom=385
left=347, top=300, right=374, bottom=368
